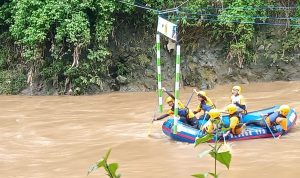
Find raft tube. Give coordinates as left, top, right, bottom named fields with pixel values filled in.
left=162, top=106, right=297, bottom=143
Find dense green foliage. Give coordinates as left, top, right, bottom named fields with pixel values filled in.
left=0, top=0, right=133, bottom=94
left=0, top=0, right=299, bottom=94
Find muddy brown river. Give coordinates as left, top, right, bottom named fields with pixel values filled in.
left=1, top=81, right=300, bottom=178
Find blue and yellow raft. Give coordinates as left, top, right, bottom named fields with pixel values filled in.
left=162, top=106, right=297, bottom=143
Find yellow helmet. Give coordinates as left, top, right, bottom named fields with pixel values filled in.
left=197, top=91, right=207, bottom=97
left=165, top=96, right=174, bottom=103
left=279, top=105, right=290, bottom=116
left=232, top=86, right=242, bottom=94
left=226, top=104, right=237, bottom=114
left=208, top=109, right=221, bottom=120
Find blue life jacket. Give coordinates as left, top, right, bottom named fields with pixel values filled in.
left=200, top=101, right=213, bottom=112
left=171, top=106, right=189, bottom=118
left=268, top=112, right=280, bottom=123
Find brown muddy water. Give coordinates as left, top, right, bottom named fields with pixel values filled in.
left=0, top=81, right=300, bottom=178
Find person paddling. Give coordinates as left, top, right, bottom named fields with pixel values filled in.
left=193, top=89, right=216, bottom=120
left=153, top=87, right=197, bottom=127
left=262, top=105, right=290, bottom=135
left=223, top=104, right=246, bottom=137
left=245, top=105, right=290, bottom=136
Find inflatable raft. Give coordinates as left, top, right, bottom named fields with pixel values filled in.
left=162, top=106, right=297, bottom=143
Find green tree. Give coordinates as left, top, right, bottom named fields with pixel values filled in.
left=7, top=0, right=132, bottom=94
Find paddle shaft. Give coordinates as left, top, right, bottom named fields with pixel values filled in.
left=199, top=112, right=208, bottom=130
left=148, top=106, right=158, bottom=136
left=262, top=116, right=276, bottom=139
left=185, top=92, right=194, bottom=108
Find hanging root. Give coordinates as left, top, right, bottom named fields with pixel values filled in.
left=71, top=44, right=82, bottom=68
left=226, top=50, right=244, bottom=69
left=64, top=77, right=72, bottom=95
left=27, top=69, right=33, bottom=86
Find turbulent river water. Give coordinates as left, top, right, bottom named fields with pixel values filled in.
left=1, top=81, right=300, bottom=178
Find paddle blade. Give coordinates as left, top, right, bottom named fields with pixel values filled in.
left=147, top=123, right=153, bottom=136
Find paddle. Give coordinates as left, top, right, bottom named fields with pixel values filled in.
left=261, top=115, right=276, bottom=139
left=198, top=112, right=208, bottom=130
left=185, top=91, right=194, bottom=108
left=147, top=106, right=158, bottom=136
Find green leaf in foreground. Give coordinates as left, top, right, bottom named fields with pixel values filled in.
left=208, top=172, right=218, bottom=178
left=209, top=150, right=232, bottom=169
left=108, top=163, right=119, bottom=176
left=87, top=158, right=105, bottom=175
left=195, top=134, right=214, bottom=147
left=87, top=148, right=121, bottom=177
left=104, top=148, right=112, bottom=161
left=192, top=173, right=208, bottom=178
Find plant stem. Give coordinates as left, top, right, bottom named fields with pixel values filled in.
left=214, top=140, right=217, bottom=177
left=214, top=123, right=220, bottom=178
left=104, top=162, right=114, bottom=178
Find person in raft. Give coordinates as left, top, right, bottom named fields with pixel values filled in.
left=222, top=104, right=246, bottom=137
left=231, top=85, right=247, bottom=121
left=193, top=89, right=216, bottom=120
left=153, top=87, right=197, bottom=127
left=201, top=109, right=222, bottom=134
left=261, top=104, right=290, bottom=135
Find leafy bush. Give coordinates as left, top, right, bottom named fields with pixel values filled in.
left=0, top=70, right=26, bottom=94
left=0, top=0, right=300, bottom=94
